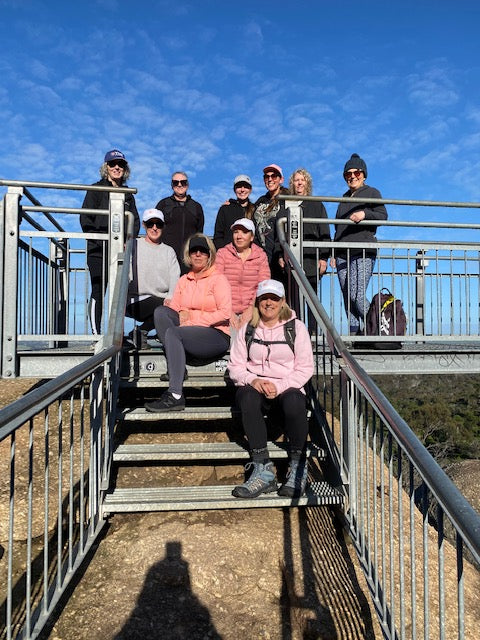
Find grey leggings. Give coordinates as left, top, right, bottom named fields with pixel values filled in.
left=153, top=306, right=230, bottom=394
left=336, top=255, right=375, bottom=333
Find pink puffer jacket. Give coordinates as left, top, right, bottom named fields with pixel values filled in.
left=215, top=243, right=270, bottom=314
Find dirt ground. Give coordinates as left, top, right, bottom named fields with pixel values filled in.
left=1, top=379, right=479, bottom=640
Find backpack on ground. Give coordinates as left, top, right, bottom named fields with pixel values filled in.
left=365, top=288, right=406, bottom=350
left=245, top=318, right=296, bottom=360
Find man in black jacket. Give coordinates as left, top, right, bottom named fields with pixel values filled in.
left=80, top=149, right=140, bottom=335
left=155, top=172, right=204, bottom=273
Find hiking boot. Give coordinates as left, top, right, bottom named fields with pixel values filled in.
left=278, top=456, right=308, bottom=498
left=232, top=462, right=277, bottom=498
left=160, top=369, right=188, bottom=382
left=145, top=391, right=185, bottom=413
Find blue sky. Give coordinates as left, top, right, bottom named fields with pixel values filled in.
left=1, top=0, right=480, bottom=238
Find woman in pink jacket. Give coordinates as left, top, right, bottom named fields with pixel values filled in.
left=228, top=279, right=314, bottom=498
left=216, top=218, right=270, bottom=332
left=146, top=234, right=231, bottom=412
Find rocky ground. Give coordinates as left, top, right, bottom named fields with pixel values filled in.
left=1, top=379, right=479, bottom=639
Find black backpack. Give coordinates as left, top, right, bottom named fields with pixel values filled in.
left=365, top=288, right=407, bottom=350
left=245, top=319, right=296, bottom=360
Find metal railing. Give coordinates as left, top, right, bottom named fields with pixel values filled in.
left=0, top=180, right=135, bottom=377
left=281, top=195, right=480, bottom=344
left=278, top=221, right=480, bottom=640
left=0, top=213, right=134, bottom=640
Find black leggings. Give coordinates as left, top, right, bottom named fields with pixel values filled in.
left=154, top=306, right=230, bottom=394
left=125, top=296, right=164, bottom=332
left=235, top=385, right=309, bottom=452
left=87, top=246, right=108, bottom=335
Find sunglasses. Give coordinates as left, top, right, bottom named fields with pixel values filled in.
left=172, top=179, right=188, bottom=187
left=264, top=172, right=280, bottom=180
left=189, top=247, right=209, bottom=255
left=145, top=219, right=164, bottom=228
left=344, top=170, right=363, bottom=179
left=107, top=160, right=127, bottom=168
left=235, top=182, right=252, bottom=189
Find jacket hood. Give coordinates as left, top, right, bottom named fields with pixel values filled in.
left=186, top=265, right=216, bottom=280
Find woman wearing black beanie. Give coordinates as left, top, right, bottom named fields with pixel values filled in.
left=331, top=153, right=387, bottom=336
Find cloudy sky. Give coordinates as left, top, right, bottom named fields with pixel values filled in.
left=1, top=0, right=479, bottom=237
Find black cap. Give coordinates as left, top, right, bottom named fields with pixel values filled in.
left=344, top=153, right=367, bottom=178
left=188, top=236, right=210, bottom=253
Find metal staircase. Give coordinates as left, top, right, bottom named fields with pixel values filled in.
left=102, top=345, right=344, bottom=515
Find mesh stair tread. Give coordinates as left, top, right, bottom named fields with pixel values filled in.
left=117, top=406, right=237, bottom=421
left=113, top=441, right=326, bottom=462
left=103, top=482, right=343, bottom=513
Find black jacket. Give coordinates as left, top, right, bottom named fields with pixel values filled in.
left=155, top=194, right=204, bottom=262
left=213, top=199, right=254, bottom=249
left=301, top=199, right=331, bottom=278
left=80, top=178, right=140, bottom=250
left=334, top=184, right=387, bottom=258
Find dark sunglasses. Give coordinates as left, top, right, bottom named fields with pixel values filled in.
left=344, top=170, right=363, bottom=179
left=264, top=172, right=280, bottom=180
left=145, top=219, right=164, bottom=228
left=172, top=179, right=188, bottom=187
left=107, top=160, right=127, bottom=168
left=189, top=247, right=209, bottom=255
left=235, top=182, right=252, bottom=189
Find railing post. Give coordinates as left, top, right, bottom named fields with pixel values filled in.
left=415, top=250, right=428, bottom=336
left=2, top=186, right=22, bottom=378
left=0, top=195, right=4, bottom=375
left=107, top=191, right=125, bottom=332
left=285, top=202, right=303, bottom=316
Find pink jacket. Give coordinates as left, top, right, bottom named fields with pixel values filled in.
left=215, top=243, right=270, bottom=314
left=228, top=312, right=314, bottom=394
left=166, top=266, right=231, bottom=335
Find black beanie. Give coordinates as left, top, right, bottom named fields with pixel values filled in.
left=344, top=153, right=367, bottom=179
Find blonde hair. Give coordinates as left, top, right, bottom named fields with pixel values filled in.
left=289, top=168, right=312, bottom=196
left=183, top=233, right=217, bottom=269
left=250, top=299, right=293, bottom=327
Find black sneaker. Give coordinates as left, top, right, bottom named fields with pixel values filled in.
left=145, top=391, right=185, bottom=413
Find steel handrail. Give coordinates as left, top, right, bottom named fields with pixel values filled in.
left=277, top=219, right=480, bottom=563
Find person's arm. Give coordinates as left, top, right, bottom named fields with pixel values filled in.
left=166, top=249, right=181, bottom=298
left=80, top=188, right=101, bottom=232
left=196, top=203, right=205, bottom=233
left=185, top=274, right=232, bottom=328
left=165, top=276, right=185, bottom=312
left=228, top=324, right=257, bottom=387
left=213, top=208, right=226, bottom=249
left=274, top=321, right=314, bottom=395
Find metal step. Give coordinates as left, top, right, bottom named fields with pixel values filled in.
left=117, top=405, right=237, bottom=421
left=102, top=482, right=343, bottom=513
left=113, top=441, right=326, bottom=463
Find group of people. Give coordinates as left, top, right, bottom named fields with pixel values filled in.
left=80, top=148, right=388, bottom=499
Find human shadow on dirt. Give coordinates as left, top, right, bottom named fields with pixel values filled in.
left=114, top=540, right=221, bottom=640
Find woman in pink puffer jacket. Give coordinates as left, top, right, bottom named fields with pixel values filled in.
left=215, top=218, right=270, bottom=331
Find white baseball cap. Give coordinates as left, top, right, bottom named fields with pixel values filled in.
left=256, top=279, right=285, bottom=299
left=230, top=218, right=255, bottom=234
left=143, top=208, right=164, bottom=223
left=233, top=174, right=252, bottom=187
